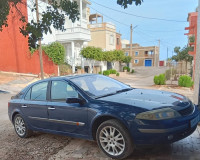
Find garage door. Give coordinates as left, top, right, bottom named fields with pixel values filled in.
left=145, top=60, right=152, bottom=67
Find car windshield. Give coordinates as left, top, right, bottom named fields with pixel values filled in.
left=70, top=75, right=132, bottom=98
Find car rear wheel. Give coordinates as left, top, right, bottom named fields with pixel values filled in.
left=96, top=119, right=134, bottom=159
left=14, top=114, right=33, bottom=138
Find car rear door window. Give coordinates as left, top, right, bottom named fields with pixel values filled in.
left=24, top=88, right=31, bottom=100
left=31, top=82, right=48, bottom=101
left=51, top=81, right=79, bottom=102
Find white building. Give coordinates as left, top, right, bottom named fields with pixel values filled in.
left=27, top=0, right=91, bottom=73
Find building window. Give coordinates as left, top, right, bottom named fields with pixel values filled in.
left=110, top=35, right=114, bottom=45
left=117, top=38, right=119, bottom=45
left=145, top=51, right=148, bottom=54
left=134, top=59, right=139, bottom=64
left=135, top=51, right=139, bottom=56
left=148, top=50, right=154, bottom=55
left=125, top=52, right=129, bottom=56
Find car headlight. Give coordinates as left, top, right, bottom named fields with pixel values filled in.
left=136, top=108, right=181, bottom=120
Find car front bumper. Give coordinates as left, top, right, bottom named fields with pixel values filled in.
left=131, top=106, right=200, bottom=145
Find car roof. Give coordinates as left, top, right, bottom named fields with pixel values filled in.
left=25, top=74, right=100, bottom=89
left=50, top=74, right=98, bottom=80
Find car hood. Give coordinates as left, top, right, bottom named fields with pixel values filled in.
left=98, top=88, right=190, bottom=110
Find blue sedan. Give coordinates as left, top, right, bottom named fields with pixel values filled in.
left=8, top=74, right=199, bottom=159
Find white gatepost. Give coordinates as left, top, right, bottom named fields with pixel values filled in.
left=71, top=41, right=75, bottom=74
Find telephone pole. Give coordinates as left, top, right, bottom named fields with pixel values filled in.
left=194, top=0, right=200, bottom=105
left=36, top=0, right=44, bottom=79
left=129, top=24, right=133, bottom=68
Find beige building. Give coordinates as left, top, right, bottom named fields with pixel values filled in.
left=87, top=13, right=122, bottom=71
left=123, top=43, right=160, bottom=67
left=88, top=14, right=118, bottom=51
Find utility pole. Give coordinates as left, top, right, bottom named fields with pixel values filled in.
left=129, top=24, right=133, bottom=68
left=35, top=0, right=44, bottom=79
left=155, top=39, right=160, bottom=67
left=194, top=0, right=200, bottom=106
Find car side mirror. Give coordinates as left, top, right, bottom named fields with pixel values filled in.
left=66, top=98, right=86, bottom=105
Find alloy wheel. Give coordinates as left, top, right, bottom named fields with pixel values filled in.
left=14, top=116, right=26, bottom=137
left=99, top=126, right=125, bottom=156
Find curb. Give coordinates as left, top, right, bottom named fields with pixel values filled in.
left=0, top=71, right=38, bottom=78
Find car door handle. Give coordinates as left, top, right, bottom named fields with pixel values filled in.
left=21, top=105, right=28, bottom=108
left=48, top=107, right=55, bottom=110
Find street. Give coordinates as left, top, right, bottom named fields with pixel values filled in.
left=0, top=70, right=200, bottom=160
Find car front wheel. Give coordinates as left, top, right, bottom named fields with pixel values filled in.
left=14, top=114, right=32, bottom=138
left=96, top=119, right=134, bottom=159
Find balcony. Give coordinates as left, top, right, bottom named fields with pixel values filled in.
left=55, top=27, right=91, bottom=42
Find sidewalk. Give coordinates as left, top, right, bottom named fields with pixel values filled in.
left=0, top=73, right=39, bottom=94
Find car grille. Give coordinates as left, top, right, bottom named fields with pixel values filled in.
left=178, top=104, right=194, bottom=116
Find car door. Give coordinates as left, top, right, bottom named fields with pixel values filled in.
left=47, top=80, right=88, bottom=135
left=20, top=81, right=49, bottom=129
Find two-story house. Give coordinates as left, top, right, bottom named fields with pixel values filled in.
left=123, top=43, right=160, bottom=67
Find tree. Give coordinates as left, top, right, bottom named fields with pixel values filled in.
left=42, top=42, right=65, bottom=76
left=122, top=56, right=132, bottom=65
left=172, top=46, right=193, bottom=73
left=117, top=0, right=143, bottom=8
left=104, top=50, right=125, bottom=68
left=0, top=0, right=79, bottom=79
left=80, top=46, right=103, bottom=73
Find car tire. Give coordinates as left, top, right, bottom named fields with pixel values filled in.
left=13, top=114, right=33, bottom=138
left=96, top=119, right=134, bottom=159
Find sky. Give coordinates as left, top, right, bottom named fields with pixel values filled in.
left=89, top=0, right=198, bottom=60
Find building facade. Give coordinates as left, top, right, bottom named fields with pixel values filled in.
left=28, top=0, right=91, bottom=74
left=123, top=43, right=160, bottom=67
left=88, top=14, right=122, bottom=71
left=185, top=11, right=198, bottom=78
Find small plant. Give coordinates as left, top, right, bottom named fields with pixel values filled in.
left=109, top=69, right=117, bottom=74
left=116, top=72, right=120, bottom=76
left=123, top=66, right=128, bottom=71
left=127, top=67, right=130, bottom=72
left=98, top=71, right=102, bottom=74
left=131, top=69, right=134, bottom=73
left=178, top=75, right=194, bottom=87
left=103, top=70, right=110, bottom=76
left=154, top=74, right=166, bottom=85
left=189, top=35, right=195, bottom=43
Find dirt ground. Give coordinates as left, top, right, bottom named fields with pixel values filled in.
left=0, top=70, right=200, bottom=160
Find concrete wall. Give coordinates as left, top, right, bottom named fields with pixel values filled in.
left=0, top=0, right=58, bottom=75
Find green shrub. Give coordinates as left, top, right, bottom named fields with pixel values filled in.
left=123, top=66, right=128, bottom=71
left=109, top=69, right=117, bottom=74
left=103, top=70, right=110, bottom=76
left=154, top=74, right=166, bottom=85
left=178, top=75, right=194, bottom=87
left=116, top=72, right=120, bottom=76
left=98, top=71, right=102, bottom=74
left=131, top=69, right=135, bottom=73
left=127, top=67, right=130, bottom=72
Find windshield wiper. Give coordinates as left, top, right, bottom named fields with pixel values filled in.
left=95, top=92, right=118, bottom=99
left=116, top=88, right=133, bottom=93
left=95, top=88, right=133, bottom=99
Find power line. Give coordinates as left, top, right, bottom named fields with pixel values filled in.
left=90, top=0, right=187, bottom=23
left=90, top=6, right=130, bottom=27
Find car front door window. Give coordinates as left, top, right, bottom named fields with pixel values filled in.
left=51, top=81, right=79, bottom=102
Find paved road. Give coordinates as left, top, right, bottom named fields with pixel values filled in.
left=116, top=67, right=168, bottom=88
left=1, top=91, right=200, bottom=160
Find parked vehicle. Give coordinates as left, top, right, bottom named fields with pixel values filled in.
left=8, top=74, right=199, bottom=159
